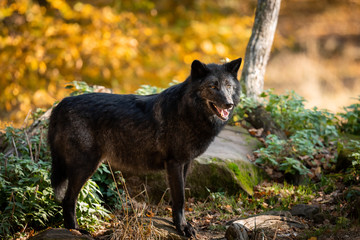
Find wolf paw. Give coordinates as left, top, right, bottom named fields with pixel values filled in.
left=177, top=222, right=196, bottom=238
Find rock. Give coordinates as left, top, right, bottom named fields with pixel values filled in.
left=226, top=215, right=306, bottom=240
left=190, top=126, right=263, bottom=197
left=290, top=204, right=320, bottom=220
left=313, top=213, right=326, bottom=224
left=261, top=210, right=292, bottom=218
left=29, top=228, right=94, bottom=240
left=225, top=222, right=249, bottom=240
left=124, top=126, right=262, bottom=201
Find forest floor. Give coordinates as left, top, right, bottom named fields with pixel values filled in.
left=87, top=174, right=360, bottom=240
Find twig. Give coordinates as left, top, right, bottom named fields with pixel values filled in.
left=10, top=192, right=15, bottom=219
left=21, top=110, right=32, bottom=129
left=34, top=184, right=39, bottom=199
left=21, top=223, right=28, bottom=233
left=272, top=221, right=280, bottom=240
left=35, top=128, right=43, bottom=162
left=11, top=136, right=19, bottom=158
left=24, top=131, right=34, bottom=162
left=154, top=188, right=170, bottom=216
left=106, top=160, right=145, bottom=240
left=119, top=170, right=144, bottom=239
left=132, top=189, right=147, bottom=201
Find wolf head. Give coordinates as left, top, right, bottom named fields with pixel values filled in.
left=189, top=58, right=242, bottom=121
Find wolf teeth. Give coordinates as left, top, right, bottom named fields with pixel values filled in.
left=221, top=109, right=229, bottom=118
left=214, top=105, right=229, bottom=120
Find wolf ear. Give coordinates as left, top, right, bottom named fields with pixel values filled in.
left=225, top=58, right=242, bottom=77
left=191, top=60, right=210, bottom=80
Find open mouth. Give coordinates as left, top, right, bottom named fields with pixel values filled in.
left=209, top=102, right=232, bottom=121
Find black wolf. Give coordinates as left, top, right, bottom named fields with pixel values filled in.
left=48, top=58, right=242, bottom=237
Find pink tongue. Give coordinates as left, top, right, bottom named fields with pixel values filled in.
left=220, top=109, right=229, bottom=119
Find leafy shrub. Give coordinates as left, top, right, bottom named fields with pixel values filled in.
left=342, top=140, right=360, bottom=185
left=65, top=81, right=102, bottom=96
left=338, top=96, right=360, bottom=135
left=135, top=80, right=179, bottom=95
left=236, top=90, right=338, bottom=179
left=253, top=133, right=317, bottom=176
left=0, top=153, right=60, bottom=237
left=262, top=90, right=338, bottom=140
left=91, top=164, right=125, bottom=211
left=135, top=84, right=163, bottom=95
left=0, top=120, right=109, bottom=238
left=76, top=178, right=110, bottom=231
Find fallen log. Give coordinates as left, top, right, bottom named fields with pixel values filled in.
left=226, top=214, right=306, bottom=240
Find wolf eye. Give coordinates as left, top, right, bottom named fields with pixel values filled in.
left=210, top=81, right=219, bottom=89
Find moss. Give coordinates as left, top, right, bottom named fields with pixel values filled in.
left=227, top=162, right=242, bottom=177
left=227, top=161, right=263, bottom=196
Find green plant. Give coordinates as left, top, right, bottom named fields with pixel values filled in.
left=254, top=134, right=286, bottom=166
left=231, top=92, right=258, bottom=124
left=91, top=164, right=125, bottom=210
left=76, top=178, right=110, bottom=231
left=336, top=217, right=351, bottom=229
left=237, top=90, right=338, bottom=179
left=338, top=96, right=360, bottom=135
left=0, top=122, right=109, bottom=238
left=343, top=144, right=360, bottom=185
left=65, top=81, right=98, bottom=96
left=0, top=125, right=59, bottom=237
left=135, top=84, right=163, bottom=95
left=135, top=80, right=179, bottom=96
left=263, top=90, right=338, bottom=140
left=352, top=152, right=360, bottom=169
left=0, top=155, right=60, bottom=237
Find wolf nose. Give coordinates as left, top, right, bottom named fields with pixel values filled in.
left=225, top=103, right=234, bottom=109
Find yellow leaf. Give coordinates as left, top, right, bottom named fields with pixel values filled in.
left=146, top=210, right=155, bottom=218
left=39, top=61, right=47, bottom=74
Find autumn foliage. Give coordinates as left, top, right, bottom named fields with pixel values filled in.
left=0, top=0, right=252, bottom=126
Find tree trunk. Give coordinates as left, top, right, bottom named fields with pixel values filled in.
left=241, top=0, right=281, bottom=101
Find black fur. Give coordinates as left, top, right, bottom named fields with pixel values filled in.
left=48, top=58, right=242, bottom=237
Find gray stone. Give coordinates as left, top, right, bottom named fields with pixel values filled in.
left=261, top=210, right=292, bottom=218
left=313, top=213, right=326, bottom=224
left=225, top=222, right=249, bottom=240
left=29, top=228, right=94, bottom=240
left=191, top=126, right=262, bottom=196
left=290, top=204, right=320, bottom=220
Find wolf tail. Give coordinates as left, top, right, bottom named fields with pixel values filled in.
left=50, top=154, right=68, bottom=202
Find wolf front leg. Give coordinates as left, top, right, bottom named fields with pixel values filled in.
left=166, top=160, right=196, bottom=238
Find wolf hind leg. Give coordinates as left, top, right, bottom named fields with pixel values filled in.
left=62, top=154, right=102, bottom=230
left=51, top=152, right=69, bottom=202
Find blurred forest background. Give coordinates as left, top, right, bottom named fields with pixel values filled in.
left=0, top=0, right=359, bottom=128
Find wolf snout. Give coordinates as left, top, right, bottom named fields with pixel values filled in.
left=225, top=103, right=234, bottom=109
